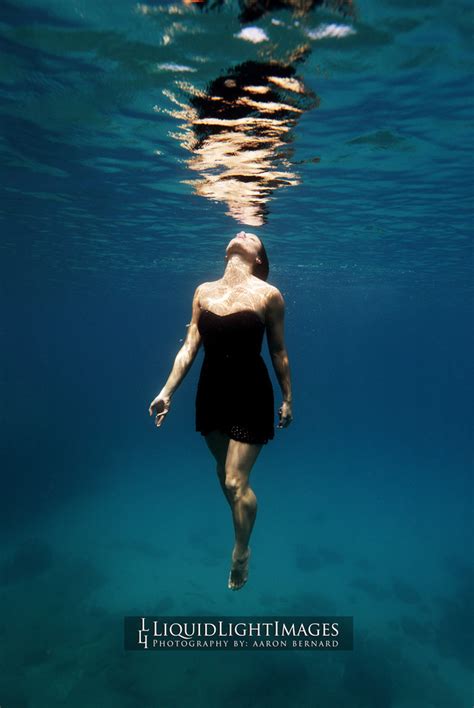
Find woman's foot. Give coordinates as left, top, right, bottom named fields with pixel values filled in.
left=228, top=546, right=251, bottom=590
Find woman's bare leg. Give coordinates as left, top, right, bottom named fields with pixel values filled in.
left=225, top=438, right=263, bottom=589
left=204, top=430, right=231, bottom=507
left=204, top=430, right=263, bottom=589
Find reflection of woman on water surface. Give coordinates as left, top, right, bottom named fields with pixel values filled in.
left=148, top=231, right=293, bottom=590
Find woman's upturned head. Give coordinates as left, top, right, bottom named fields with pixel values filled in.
left=226, top=231, right=270, bottom=281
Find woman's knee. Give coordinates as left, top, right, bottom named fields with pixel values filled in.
left=225, top=466, right=254, bottom=501
left=224, top=470, right=248, bottom=501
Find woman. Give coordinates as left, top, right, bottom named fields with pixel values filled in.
left=148, top=230, right=293, bottom=590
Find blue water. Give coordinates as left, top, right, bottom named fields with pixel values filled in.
left=1, top=0, right=473, bottom=706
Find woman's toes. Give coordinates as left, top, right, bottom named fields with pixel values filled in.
left=228, top=547, right=251, bottom=590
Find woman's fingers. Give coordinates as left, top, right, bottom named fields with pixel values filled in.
left=278, top=408, right=293, bottom=428
left=148, top=397, right=170, bottom=427
left=149, top=398, right=167, bottom=416
left=155, top=405, right=170, bottom=427
left=155, top=412, right=166, bottom=427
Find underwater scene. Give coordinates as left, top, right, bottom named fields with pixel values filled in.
left=1, top=0, right=473, bottom=705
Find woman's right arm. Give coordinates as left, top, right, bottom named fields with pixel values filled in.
left=148, top=284, right=203, bottom=427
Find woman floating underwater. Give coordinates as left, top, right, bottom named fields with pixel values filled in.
left=149, top=231, right=293, bottom=589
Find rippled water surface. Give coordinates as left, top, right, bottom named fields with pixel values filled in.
left=1, top=0, right=472, bottom=290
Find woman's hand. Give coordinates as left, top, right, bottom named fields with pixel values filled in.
left=148, top=392, right=172, bottom=428
left=277, top=400, right=293, bottom=429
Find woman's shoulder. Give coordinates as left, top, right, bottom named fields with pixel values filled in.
left=247, top=278, right=283, bottom=303
left=262, top=284, right=285, bottom=314
left=195, top=280, right=217, bottom=296
left=261, top=281, right=283, bottom=301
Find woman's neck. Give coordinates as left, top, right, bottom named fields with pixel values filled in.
left=222, top=254, right=254, bottom=285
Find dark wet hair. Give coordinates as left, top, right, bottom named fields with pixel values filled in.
left=254, top=239, right=269, bottom=281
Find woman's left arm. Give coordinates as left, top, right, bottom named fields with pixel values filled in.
left=265, top=289, right=293, bottom=429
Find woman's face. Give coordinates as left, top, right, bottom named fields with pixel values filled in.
left=226, top=231, right=262, bottom=261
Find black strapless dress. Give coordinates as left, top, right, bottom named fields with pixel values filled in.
left=195, top=308, right=275, bottom=444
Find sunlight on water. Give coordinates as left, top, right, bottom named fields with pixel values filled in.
left=0, top=0, right=471, bottom=290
